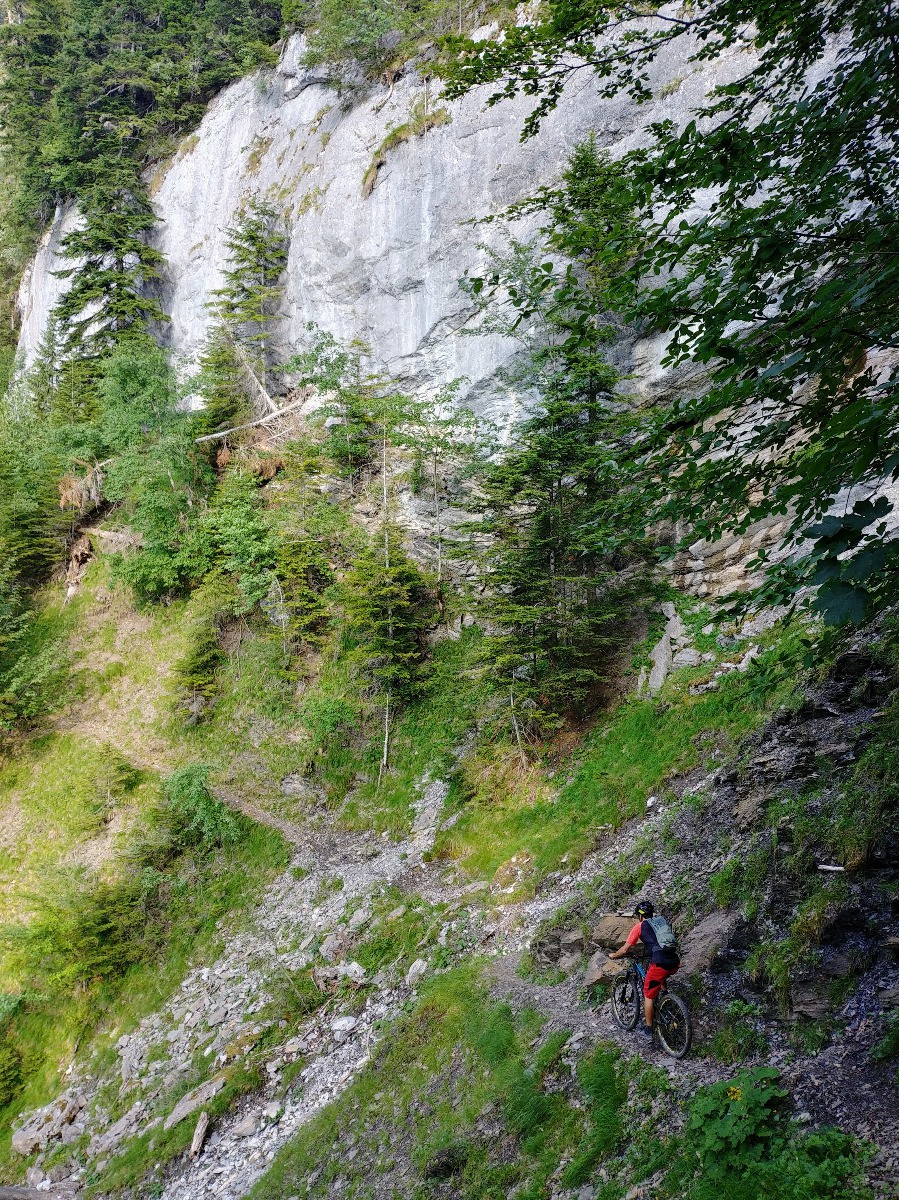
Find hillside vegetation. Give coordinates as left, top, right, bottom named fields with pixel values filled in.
left=0, top=0, right=897, bottom=1197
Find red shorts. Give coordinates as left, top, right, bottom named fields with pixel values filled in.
left=644, top=963, right=677, bottom=999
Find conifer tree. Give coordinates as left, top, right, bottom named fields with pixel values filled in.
left=472, top=371, right=651, bottom=731
left=54, top=165, right=166, bottom=353
left=464, top=231, right=655, bottom=734
left=194, top=326, right=252, bottom=442
left=213, top=199, right=288, bottom=385
left=419, top=388, right=478, bottom=593
left=0, top=0, right=65, bottom=229
left=277, top=536, right=331, bottom=644
left=342, top=531, right=434, bottom=701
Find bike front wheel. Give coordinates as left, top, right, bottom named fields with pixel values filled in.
left=611, top=969, right=641, bottom=1031
left=655, top=992, right=692, bottom=1058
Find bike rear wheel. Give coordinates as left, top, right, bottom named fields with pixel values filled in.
left=611, top=969, right=641, bottom=1030
left=655, top=992, right=692, bottom=1058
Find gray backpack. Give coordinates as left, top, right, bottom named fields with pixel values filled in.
left=647, top=915, right=677, bottom=950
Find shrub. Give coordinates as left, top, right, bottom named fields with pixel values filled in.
left=0, top=1042, right=23, bottom=1109
left=871, top=1010, right=899, bottom=1062
left=686, top=1067, right=786, bottom=1179
left=163, top=764, right=240, bottom=850
left=711, top=1000, right=768, bottom=1064
left=680, top=1068, right=872, bottom=1200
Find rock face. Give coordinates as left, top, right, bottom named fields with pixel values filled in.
left=11, top=1091, right=87, bottom=1156
left=16, top=34, right=746, bottom=426
left=13, top=33, right=791, bottom=597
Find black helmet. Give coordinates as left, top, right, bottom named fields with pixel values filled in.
left=634, top=900, right=655, bottom=918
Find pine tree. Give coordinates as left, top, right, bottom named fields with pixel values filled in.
left=194, top=326, right=252, bottom=442
left=342, top=531, right=434, bottom=699
left=213, top=199, right=288, bottom=385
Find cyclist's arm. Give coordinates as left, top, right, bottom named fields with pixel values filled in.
left=608, top=922, right=643, bottom=959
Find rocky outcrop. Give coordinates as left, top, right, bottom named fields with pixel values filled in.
left=11, top=1092, right=87, bottom=1156
left=678, top=911, right=740, bottom=975
left=16, top=36, right=748, bottom=425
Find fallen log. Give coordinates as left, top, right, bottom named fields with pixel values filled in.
left=194, top=398, right=306, bottom=444
left=227, top=336, right=279, bottom=415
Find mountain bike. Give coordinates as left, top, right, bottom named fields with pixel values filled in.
left=610, top=959, right=692, bottom=1058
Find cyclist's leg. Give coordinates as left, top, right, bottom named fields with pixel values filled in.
left=643, top=965, right=671, bottom=1027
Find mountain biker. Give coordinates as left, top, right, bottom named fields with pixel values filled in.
left=608, top=901, right=680, bottom=1041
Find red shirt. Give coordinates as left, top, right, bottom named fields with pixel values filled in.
left=624, top=921, right=643, bottom=948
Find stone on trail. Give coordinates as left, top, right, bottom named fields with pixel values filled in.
left=347, top=907, right=370, bottom=932
left=319, top=931, right=348, bottom=962
left=12, top=1091, right=87, bottom=1156
left=588, top=915, right=636, bottom=951
left=583, top=951, right=628, bottom=988
left=405, top=958, right=427, bottom=987
left=232, top=1114, right=259, bottom=1137
left=163, top=1075, right=226, bottom=1131
left=337, top=960, right=367, bottom=986
left=331, top=1015, right=358, bottom=1042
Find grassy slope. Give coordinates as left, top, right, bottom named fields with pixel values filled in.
left=0, top=562, right=290, bottom=1176
left=1, top=531, right=850, bottom=1198
left=437, top=626, right=802, bottom=882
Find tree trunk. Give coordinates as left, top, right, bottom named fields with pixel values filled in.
left=378, top=690, right=391, bottom=786
left=510, top=690, right=528, bottom=769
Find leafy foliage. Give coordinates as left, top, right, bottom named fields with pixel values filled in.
left=442, top=0, right=899, bottom=624
left=678, top=1068, right=871, bottom=1199
left=301, top=0, right=475, bottom=76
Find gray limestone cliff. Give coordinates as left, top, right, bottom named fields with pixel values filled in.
left=16, top=32, right=743, bottom=419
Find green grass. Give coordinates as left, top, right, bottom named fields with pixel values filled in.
left=182, top=624, right=487, bottom=837
left=249, top=965, right=626, bottom=1200
left=438, top=637, right=801, bottom=882
left=340, top=628, right=487, bottom=833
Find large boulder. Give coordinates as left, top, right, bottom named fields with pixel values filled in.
left=678, top=911, right=741, bottom=975
left=583, top=951, right=629, bottom=988
left=588, top=915, right=636, bottom=951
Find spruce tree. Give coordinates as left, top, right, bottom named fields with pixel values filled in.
left=342, top=530, right=434, bottom=700
left=472, top=372, right=651, bottom=732
left=213, top=199, right=288, bottom=385
left=54, top=162, right=166, bottom=353
left=277, top=536, right=331, bottom=645
left=463, top=222, right=655, bottom=733
left=194, top=326, right=252, bottom=442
